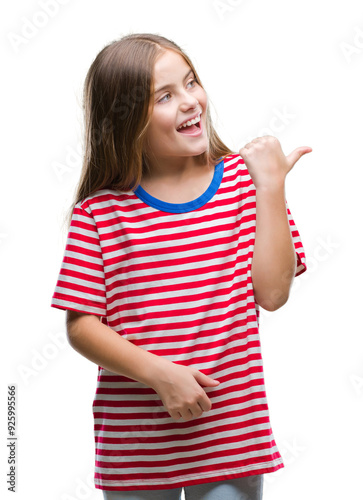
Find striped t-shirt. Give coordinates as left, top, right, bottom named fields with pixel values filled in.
left=51, top=153, right=307, bottom=491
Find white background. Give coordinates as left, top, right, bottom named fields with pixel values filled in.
left=1, top=0, right=363, bottom=498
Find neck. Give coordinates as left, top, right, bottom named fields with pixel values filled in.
left=139, top=153, right=216, bottom=204
left=143, top=153, right=209, bottom=182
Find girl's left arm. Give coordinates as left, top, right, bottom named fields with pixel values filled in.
left=239, top=136, right=312, bottom=311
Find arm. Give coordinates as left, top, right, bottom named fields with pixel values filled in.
left=67, top=310, right=165, bottom=384
left=239, top=136, right=312, bottom=311
left=251, top=182, right=296, bottom=311
left=66, top=310, right=219, bottom=420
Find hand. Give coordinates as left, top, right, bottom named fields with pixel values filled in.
left=151, top=361, right=220, bottom=422
left=239, top=136, right=312, bottom=189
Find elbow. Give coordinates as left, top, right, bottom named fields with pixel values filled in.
left=65, top=310, right=101, bottom=346
left=260, top=297, right=288, bottom=312
left=254, top=288, right=290, bottom=312
left=65, top=310, right=89, bottom=347
left=65, top=314, right=79, bottom=347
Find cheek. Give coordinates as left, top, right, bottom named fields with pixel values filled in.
left=148, top=113, right=175, bottom=143
left=197, top=87, right=208, bottom=107
left=144, top=117, right=174, bottom=153
left=158, top=112, right=175, bottom=132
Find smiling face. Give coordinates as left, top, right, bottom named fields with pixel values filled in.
left=143, top=49, right=209, bottom=166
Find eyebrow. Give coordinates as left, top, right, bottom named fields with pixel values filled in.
left=154, top=69, right=194, bottom=95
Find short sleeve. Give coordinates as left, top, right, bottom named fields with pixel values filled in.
left=286, top=201, right=307, bottom=277
left=51, top=205, right=107, bottom=316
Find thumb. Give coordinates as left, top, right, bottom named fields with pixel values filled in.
left=194, top=371, right=220, bottom=387
left=286, top=146, right=313, bottom=169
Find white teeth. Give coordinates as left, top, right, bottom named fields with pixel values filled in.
left=177, top=113, right=201, bottom=130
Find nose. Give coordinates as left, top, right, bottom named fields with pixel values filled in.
left=179, top=90, right=199, bottom=112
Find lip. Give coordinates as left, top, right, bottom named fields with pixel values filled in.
left=176, top=116, right=203, bottom=137
left=176, top=111, right=202, bottom=131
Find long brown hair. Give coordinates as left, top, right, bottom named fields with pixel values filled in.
left=70, top=33, right=233, bottom=219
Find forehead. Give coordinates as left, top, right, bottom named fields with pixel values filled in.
left=153, top=49, right=191, bottom=84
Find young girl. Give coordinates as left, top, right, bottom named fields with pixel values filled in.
left=51, top=33, right=311, bottom=500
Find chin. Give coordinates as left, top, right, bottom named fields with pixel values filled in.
left=195, top=144, right=209, bottom=157
left=188, top=140, right=209, bottom=157
left=181, top=148, right=208, bottom=159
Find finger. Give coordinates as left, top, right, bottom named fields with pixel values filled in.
left=194, top=371, right=220, bottom=387
left=286, top=146, right=313, bottom=169
left=198, top=393, right=212, bottom=413
left=195, top=404, right=204, bottom=418
left=179, top=409, right=194, bottom=422
left=251, top=135, right=276, bottom=144
left=238, top=148, right=247, bottom=160
left=170, top=411, right=182, bottom=421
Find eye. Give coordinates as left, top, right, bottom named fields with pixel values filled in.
left=187, top=78, right=197, bottom=89
left=158, top=93, right=171, bottom=104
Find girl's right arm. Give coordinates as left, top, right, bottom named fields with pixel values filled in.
left=66, top=310, right=220, bottom=421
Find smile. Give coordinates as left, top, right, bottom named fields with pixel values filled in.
left=176, top=112, right=202, bottom=136
left=177, top=112, right=202, bottom=130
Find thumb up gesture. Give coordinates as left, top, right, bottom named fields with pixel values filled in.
left=239, top=136, right=312, bottom=189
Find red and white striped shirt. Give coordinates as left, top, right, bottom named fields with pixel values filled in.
left=51, top=153, right=307, bottom=491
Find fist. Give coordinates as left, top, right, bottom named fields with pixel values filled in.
left=239, top=135, right=312, bottom=189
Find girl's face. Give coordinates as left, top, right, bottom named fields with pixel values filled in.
left=144, top=49, right=209, bottom=164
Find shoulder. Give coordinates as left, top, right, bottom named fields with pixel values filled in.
left=218, top=153, right=255, bottom=196
left=77, top=188, right=135, bottom=215
left=221, top=153, right=250, bottom=179
left=221, top=152, right=247, bottom=170
left=222, top=152, right=244, bottom=166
